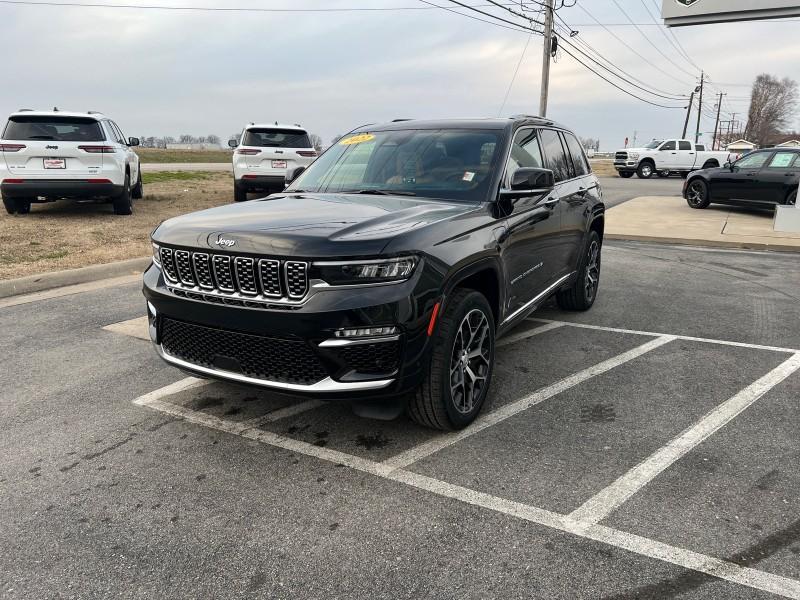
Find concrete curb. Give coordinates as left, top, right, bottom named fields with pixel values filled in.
left=606, top=233, right=800, bottom=253
left=0, top=257, right=151, bottom=299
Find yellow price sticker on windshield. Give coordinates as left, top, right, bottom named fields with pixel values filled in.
left=339, top=133, right=375, bottom=145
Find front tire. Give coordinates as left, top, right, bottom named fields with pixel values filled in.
left=408, top=289, right=495, bottom=431
left=637, top=162, right=654, bottom=179
left=113, top=173, right=133, bottom=215
left=132, top=170, right=144, bottom=200
left=686, top=179, right=710, bottom=209
left=556, top=230, right=601, bottom=311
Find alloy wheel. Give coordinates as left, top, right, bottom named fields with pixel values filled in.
left=585, top=240, right=600, bottom=301
left=687, top=181, right=705, bottom=206
left=449, top=309, right=492, bottom=414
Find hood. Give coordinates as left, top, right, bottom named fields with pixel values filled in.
left=619, top=147, right=650, bottom=153
left=152, top=192, right=475, bottom=257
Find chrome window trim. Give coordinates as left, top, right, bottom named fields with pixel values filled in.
left=157, top=345, right=394, bottom=392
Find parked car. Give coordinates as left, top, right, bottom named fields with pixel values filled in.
left=614, top=138, right=731, bottom=179
left=229, top=123, right=317, bottom=202
left=144, top=116, right=605, bottom=430
left=684, top=147, right=799, bottom=209
left=1, top=109, right=142, bottom=215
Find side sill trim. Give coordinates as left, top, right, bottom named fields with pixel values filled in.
left=501, top=271, right=575, bottom=326
left=156, top=345, right=395, bottom=392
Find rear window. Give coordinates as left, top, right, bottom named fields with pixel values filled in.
left=243, top=128, right=311, bottom=148
left=3, top=116, right=105, bottom=142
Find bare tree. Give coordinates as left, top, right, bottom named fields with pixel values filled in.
left=745, top=74, right=798, bottom=146
left=309, top=133, right=323, bottom=152
left=331, top=134, right=342, bottom=145
left=579, top=137, right=598, bottom=151
left=206, top=134, right=220, bottom=145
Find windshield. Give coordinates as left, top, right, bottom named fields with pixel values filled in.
left=644, top=140, right=663, bottom=149
left=243, top=128, right=311, bottom=148
left=3, top=116, right=105, bottom=142
left=285, top=129, right=502, bottom=203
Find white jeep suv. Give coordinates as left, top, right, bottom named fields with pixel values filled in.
left=1, top=110, right=142, bottom=215
left=229, top=123, right=317, bottom=202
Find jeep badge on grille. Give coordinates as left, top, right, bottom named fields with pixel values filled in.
left=675, top=0, right=700, bottom=6
left=214, top=236, right=236, bottom=247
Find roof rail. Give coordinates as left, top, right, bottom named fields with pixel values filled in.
left=392, top=118, right=413, bottom=122
left=17, top=108, right=34, bottom=112
left=87, top=110, right=102, bottom=114
left=510, top=113, right=553, bottom=125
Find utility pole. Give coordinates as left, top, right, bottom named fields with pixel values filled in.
left=539, top=0, right=555, bottom=117
left=695, top=71, right=705, bottom=143
left=712, top=92, right=725, bottom=150
left=682, top=91, right=695, bottom=139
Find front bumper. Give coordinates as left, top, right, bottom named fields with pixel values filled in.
left=142, top=262, right=439, bottom=399
left=1, top=179, right=122, bottom=199
left=614, top=161, right=637, bottom=171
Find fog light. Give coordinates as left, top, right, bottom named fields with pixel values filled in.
left=334, top=326, right=398, bottom=338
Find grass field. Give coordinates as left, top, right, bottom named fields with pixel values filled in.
left=589, top=159, right=618, bottom=178
left=134, top=148, right=232, bottom=163
left=0, top=172, right=233, bottom=280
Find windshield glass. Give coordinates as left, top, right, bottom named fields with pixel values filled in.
left=644, top=140, right=663, bottom=149
left=285, top=129, right=502, bottom=203
left=243, top=128, right=311, bottom=148
left=3, top=116, right=105, bottom=142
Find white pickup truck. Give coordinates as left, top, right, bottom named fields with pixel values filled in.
left=614, top=139, right=732, bottom=179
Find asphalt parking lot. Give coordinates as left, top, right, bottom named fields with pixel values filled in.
left=2, top=240, right=800, bottom=599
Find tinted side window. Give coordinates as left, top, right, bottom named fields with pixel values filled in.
left=563, top=132, right=589, bottom=177
left=661, top=141, right=676, bottom=151
left=504, top=128, right=544, bottom=187
left=539, top=129, right=571, bottom=182
left=679, top=141, right=692, bottom=151
left=736, top=152, right=771, bottom=169
left=767, top=152, right=798, bottom=168
left=111, top=121, right=127, bottom=144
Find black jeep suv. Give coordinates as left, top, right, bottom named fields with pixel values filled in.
left=143, top=117, right=605, bottom=430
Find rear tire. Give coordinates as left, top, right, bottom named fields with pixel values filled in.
left=113, top=173, right=133, bottom=215
left=686, top=179, right=710, bottom=209
left=132, top=170, right=144, bottom=200
left=234, top=183, right=248, bottom=203
left=637, top=162, right=654, bottom=179
left=657, top=170, right=670, bottom=178
left=408, top=289, right=495, bottom=431
left=556, top=230, right=601, bottom=311
left=3, top=195, right=30, bottom=215
left=618, top=171, right=634, bottom=179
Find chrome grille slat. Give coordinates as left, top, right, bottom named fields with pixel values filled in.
left=212, top=255, right=235, bottom=292
left=160, top=247, right=178, bottom=282
left=192, top=253, right=214, bottom=289
left=174, top=250, right=195, bottom=285
left=160, top=246, right=309, bottom=306
left=234, top=257, right=258, bottom=296
left=258, top=259, right=283, bottom=297
left=285, top=262, right=308, bottom=299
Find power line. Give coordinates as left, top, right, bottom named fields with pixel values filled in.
left=497, top=33, right=534, bottom=115
left=609, top=0, right=697, bottom=79
left=421, top=0, right=540, bottom=33
left=639, top=0, right=702, bottom=72
left=0, top=0, right=532, bottom=11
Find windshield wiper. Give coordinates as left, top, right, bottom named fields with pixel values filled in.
left=342, top=189, right=417, bottom=197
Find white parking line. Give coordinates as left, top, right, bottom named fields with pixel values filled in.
left=535, top=318, right=800, bottom=354
left=241, top=399, right=326, bottom=426
left=496, top=321, right=565, bottom=348
left=381, top=335, right=677, bottom=471
left=569, top=353, right=800, bottom=526
left=133, top=381, right=800, bottom=599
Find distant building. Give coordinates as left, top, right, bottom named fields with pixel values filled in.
left=165, top=143, right=223, bottom=151
left=726, top=139, right=757, bottom=154
left=776, top=139, right=800, bottom=148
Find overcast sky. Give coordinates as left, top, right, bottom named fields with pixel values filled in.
left=2, top=0, right=799, bottom=150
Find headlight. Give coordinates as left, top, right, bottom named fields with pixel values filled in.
left=152, top=242, right=161, bottom=267
left=315, top=256, right=418, bottom=286
left=628, top=152, right=639, bottom=159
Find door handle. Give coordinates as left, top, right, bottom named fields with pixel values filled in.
left=577, top=187, right=587, bottom=197
left=543, top=197, right=559, bottom=208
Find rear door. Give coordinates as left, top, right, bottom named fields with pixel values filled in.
left=241, top=128, right=316, bottom=174
left=1, top=115, right=105, bottom=177
left=561, top=131, right=596, bottom=267
left=756, top=151, right=799, bottom=203
left=678, top=140, right=696, bottom=169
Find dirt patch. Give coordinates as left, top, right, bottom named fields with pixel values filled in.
left=0, top=172, right=233, bottom=280
left=589, top=159, right=618, bottom=178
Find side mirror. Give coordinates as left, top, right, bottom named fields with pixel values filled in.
left=723, top=161, right=731, bottom=170
left=228, top=139, right=238, bottom=149
left=128, top=137, right=140, bottom=147
left=500, top=167, right=554, bottom=199
left=285, top=166, right=306, bottom=186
